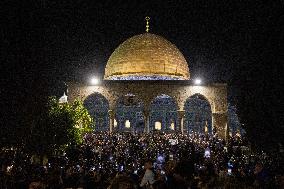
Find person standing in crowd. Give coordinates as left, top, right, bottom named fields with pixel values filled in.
left=140, top=161, right=155, bottom=189
left=253, top=162, right=269, bottom=188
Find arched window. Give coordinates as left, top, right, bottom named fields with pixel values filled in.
left=170, top=122, right=175, bottom=130
left=125, top=120, right=131, bottom=128
left=155, top=121, right=162, bottom=130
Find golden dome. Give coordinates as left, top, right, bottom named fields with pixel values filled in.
left=104, top=33, right=190, bottom=80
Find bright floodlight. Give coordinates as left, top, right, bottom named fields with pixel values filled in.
left=90, top=77, right=99, bottom=85
left=194, top=78, right=202, bottom=85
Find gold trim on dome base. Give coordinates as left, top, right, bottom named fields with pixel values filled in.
left=104, top=33, right=190, bottom=80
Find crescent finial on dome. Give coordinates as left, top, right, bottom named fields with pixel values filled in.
left=145, top=16, right=150, bottom=32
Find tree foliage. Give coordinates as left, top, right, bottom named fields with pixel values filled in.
left=26, top=97, right=92, bottom=157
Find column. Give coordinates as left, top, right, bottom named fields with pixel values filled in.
left=177, top=110, right=185, bottom=134
left=143, top=111, right=150, bottom=133
left=108, top=110, right=115, bottom=133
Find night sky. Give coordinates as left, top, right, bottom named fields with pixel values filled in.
left=1, top=1, right=283, bottom=149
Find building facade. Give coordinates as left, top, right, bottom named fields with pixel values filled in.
left=67, top=31, right=228, bottom=139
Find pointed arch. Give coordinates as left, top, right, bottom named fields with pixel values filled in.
left=184, top=93, right=212, bottom=134
left=83, top=92, right=109, bottom=131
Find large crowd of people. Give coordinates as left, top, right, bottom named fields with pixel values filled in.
left=1, top=132, right=283, bottom=189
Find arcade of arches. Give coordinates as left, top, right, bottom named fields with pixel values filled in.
left=68, top=81, right=228, bottom=139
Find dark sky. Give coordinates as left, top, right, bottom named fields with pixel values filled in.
left=1, top=0, right=283, bottom=147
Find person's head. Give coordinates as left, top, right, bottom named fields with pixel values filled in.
left=29, top=181, right=43, bottom=189
left=255, top=162, right=263, bottom=173
left=144, top=161, right=153, bottom=170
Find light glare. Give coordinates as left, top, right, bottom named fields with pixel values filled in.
left=90, top=77, right=99, bottom=85
left=194, top=78, right=202, bottom=85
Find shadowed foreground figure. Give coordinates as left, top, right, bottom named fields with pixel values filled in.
left=29, top=181, right=44, bottom=189
left=108, top=175, right=136, bottom=189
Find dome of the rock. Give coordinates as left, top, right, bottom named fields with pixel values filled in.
left=104, top=33, right=190, bottom=80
